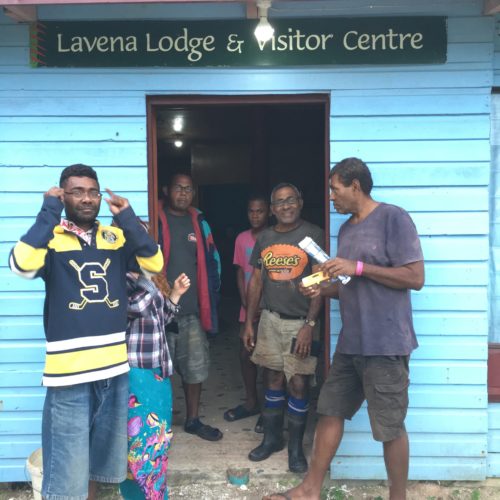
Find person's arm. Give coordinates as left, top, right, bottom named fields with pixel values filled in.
left=293, top=294, right=323, bottom=358
left=162, top=273, right=190, bottom=325
left=236, top=266, right=247, bottom=309
left=299, top=280, right=339, bottom=299
left=108, top=189, right=163, bottom=275
left=322, top=207, right=425, bottom=291
left=242, top=268, right=262, bottom=351
left=233, top=234, right=247, bottom=307
left=169, top=273, right=191, bottom=305
left=9, top=188, right=64, bottom=279
left=321, top=258, right=424, bottom=290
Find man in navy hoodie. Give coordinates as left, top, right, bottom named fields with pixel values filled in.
left=10, top=164, right=163, bottom=500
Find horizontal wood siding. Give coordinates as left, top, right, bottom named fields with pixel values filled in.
left=326, top=4, right=492, bottom=482
left=494, top=14, right=500, bottom=86
left=488, top=404, right=500, bottom=476
left=0, top=0, right=493, bottom=482
left=491, top=97, right=500, bottom=337
left=489, top=24, right=500, bottom=475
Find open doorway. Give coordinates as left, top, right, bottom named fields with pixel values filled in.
left=146, top=94, right=330, bottom=364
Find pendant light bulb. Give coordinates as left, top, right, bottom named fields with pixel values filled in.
left=254, top=0, right=274, bottom=43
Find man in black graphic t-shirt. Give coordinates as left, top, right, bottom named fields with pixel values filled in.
left=243, top=182, right=324, bottom=473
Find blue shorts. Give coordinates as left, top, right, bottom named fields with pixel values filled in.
left=41, top=373, right=129, bottom=500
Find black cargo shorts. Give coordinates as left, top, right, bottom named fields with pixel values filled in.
left=317, top=352, right=410, bottom=442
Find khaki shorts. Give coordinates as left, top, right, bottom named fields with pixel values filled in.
left=251, top=309, right=318, bottom=381
left=317, top=352, right=410, bottom=442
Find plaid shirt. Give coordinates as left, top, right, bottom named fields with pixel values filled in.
left=126, top=273, right=179, bottom=378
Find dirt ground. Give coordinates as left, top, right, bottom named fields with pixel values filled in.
left=2, top=478, right=500, bottom=500
left=170, top=477, right=500, bottom=499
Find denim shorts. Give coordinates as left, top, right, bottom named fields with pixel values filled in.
left=166, top=314, right=209, bottom=384
left=317, top=352, right=410, bottom=442
left=41, top=373, right=129, bottom=500
left=251, top=309, right=318, bottom=381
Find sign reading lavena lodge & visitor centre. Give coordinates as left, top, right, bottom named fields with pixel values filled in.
left=30, top=17, right=447, bottom=68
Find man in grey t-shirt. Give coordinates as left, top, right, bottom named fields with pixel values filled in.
left=158, top=173, right=222, bottom=442
left=264, top=158, right=424, bottom=500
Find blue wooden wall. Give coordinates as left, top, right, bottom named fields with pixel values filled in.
left=0, top=0, right=494, bottom=482
left=487, top=17, right=500, bottom=477
left=493, top=19, right=500, bottom=344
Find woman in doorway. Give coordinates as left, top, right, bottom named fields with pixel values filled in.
left=120, top=223, right=190, bottom=500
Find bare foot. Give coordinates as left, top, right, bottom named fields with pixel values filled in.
left=262, top=493, right=291, bottom=500
left=263, top=484, right=321, bottom=500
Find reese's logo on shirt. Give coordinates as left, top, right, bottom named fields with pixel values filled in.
left=260, top=244, right=308, bottom=281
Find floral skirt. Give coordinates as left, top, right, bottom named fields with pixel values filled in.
left=120, top=367, right=173, bottom=500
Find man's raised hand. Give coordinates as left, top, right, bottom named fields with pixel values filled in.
left=104, top=189, right=130, bottom=215
left=44, top=187, right=64, bottom=202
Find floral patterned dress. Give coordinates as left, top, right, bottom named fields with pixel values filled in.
left=120, top=274, right=178, bottom=500
left=120, top=367, right=173, bottom=499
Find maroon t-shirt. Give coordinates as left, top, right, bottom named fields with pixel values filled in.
left=336, top=203, right=423, bottom=356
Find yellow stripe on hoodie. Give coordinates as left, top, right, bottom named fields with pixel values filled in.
left=137, top=246, right=164, bottom=274
left=12, top=241, right=47, bottom=271
left=44, top=342, right=128, bottom=375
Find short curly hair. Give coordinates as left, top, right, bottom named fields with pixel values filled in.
left=330, top=157, right=373, bottom=195
left=59, top=164, right=99, bottom=188
left=248, top=192, right=269, bottom=207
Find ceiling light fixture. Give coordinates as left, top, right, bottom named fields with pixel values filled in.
left=173, top=116, right=183, bottom=133
left=174, top=139, right=183, bottom=148
left=254, top=0, right=274, bottom=44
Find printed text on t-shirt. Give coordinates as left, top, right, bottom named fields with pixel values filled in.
left=260, top=244, right=308, bottom=280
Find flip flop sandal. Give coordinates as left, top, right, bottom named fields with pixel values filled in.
left=223, top=404, right=260, bottom=422
left=185, top=419, right=223, bottom=441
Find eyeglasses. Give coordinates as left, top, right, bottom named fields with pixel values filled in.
left=172, top=185, right=194, bottom=194
left=64, top=189, right=102, bottom=200
left=271, top=196, right=300, bottom=208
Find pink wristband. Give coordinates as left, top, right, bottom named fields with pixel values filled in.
left=355, top=261, right=364, bottom=276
